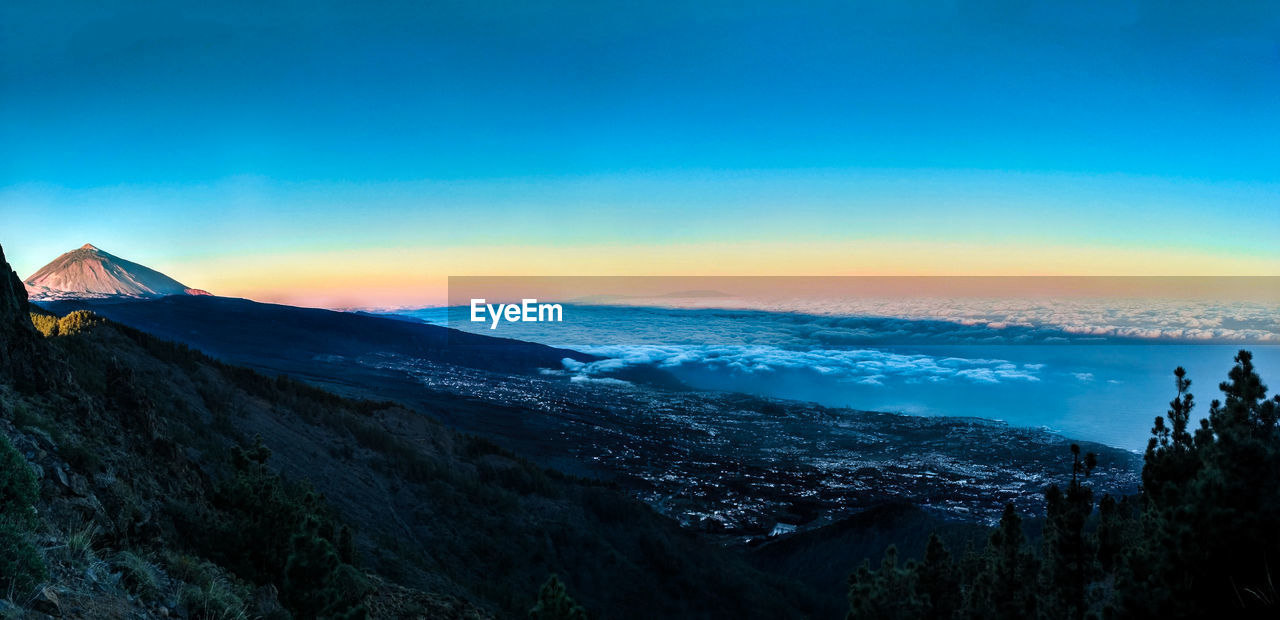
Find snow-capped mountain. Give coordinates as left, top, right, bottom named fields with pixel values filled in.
left=24, top=244, right=210, bottom=300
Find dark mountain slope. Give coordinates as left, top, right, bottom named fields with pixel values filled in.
left=40, top=295, right=596, bottom=376
left=35, top=293, right=680, bottom=389
left=748, top=503, right=993, bottom=618
left=1, top=244, right=819, bottom=619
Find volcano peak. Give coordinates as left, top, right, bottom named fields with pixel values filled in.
left=24, top=245, right=209, bottom=300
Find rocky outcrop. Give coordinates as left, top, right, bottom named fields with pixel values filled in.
left=0, top=243, right=45, bottom=391
left=0, top=242, right=30, bottom=323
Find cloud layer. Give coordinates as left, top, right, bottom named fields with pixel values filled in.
left=431, top=296, right=1279, bottom=347
left=557, top=345, right=1044, bottom=386
left=632, top=296, right=1280, bottom=344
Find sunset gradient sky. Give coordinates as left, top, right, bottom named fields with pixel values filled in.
left=3, top=2, right=1278, bottom=307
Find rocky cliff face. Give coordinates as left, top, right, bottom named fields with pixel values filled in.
left=0, top=243, right=44, bottom=390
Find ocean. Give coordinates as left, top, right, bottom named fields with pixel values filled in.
left=404, top=302, right=1280, bottom=451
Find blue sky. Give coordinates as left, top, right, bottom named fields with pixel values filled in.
left=2, top=1, right=1278, bottom=304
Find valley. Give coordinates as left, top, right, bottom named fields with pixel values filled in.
left=362, top=353, right=1142, bottom=538
left=9, top=243, right=1148, bottom=618
left=42, top=295, right=1142, bottom=541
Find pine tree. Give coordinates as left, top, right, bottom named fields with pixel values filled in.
left=847, top=545, right=928, bottom=620
left=838, top=352, right=1280, bottom=617
left=1041, top=444, right=1097, bottom=619
left=916, top=533, right=960, bottom=620
left=1194, top=351, right=1280, bottom=609
left=1094, top=493, right=1134, bottom=574
left=529, top=574, right=588, bottom=620
left=282, top=519, right=369, bottom=619
left=1118, top=351, right=1280, bottom=617
left=963, top=503, right=1038, bottom=620
left=1142, top=367, right=1200, bottom=506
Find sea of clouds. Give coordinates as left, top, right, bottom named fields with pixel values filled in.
left=552, top=344, right=1046, bottom=386
left=631, top=297, right=1280, bottom=344
left=417, top=296, right=1279, bottom=388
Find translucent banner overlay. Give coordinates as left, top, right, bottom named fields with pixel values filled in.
left=442, top=276, right=1280, bottom=347
left=387, top=276, right=1280, bottom=451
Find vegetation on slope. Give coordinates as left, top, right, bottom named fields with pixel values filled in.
left=0, top=432, right=46, bottom=594
left=1, top=241, right=816, bottom=618
left=843, top=350, right=1280, bottom=619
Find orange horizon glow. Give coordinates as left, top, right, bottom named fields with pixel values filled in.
left=163, top=240, right=1280, bottom=309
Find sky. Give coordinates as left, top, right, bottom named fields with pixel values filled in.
left=2, top=1, right=1278, bottom=307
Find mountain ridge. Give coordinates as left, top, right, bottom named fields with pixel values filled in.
left=1, top=241, right=822, bottom=618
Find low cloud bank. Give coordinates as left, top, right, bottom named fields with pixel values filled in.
left=554, top=345, right=1044, bottom=386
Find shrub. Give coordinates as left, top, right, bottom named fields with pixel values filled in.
left=63, top=519, right=98, bottom=567
left=178, top=437, right=365, bottom=618
left=116, top=550, right=162, bottom=601
left=55, top=310, right=103, bottom=335
left=0, top=519, right=46, bottom=597
left=0, top=434, right=45, bottom=596
left=0, top=434, right=38, bottom=528
left=162, top=551, right=209, bottom=585
left=29, top=312, right=58, bottom=337
left=60, top=441, right=102, bottom=475
left=181, top=579, right=249, bottom=620
left=7, top=403, right=36, bottom=433
left=529, top=574, right=588, bottom=620
left=282, top=519, right=370, bottom=619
